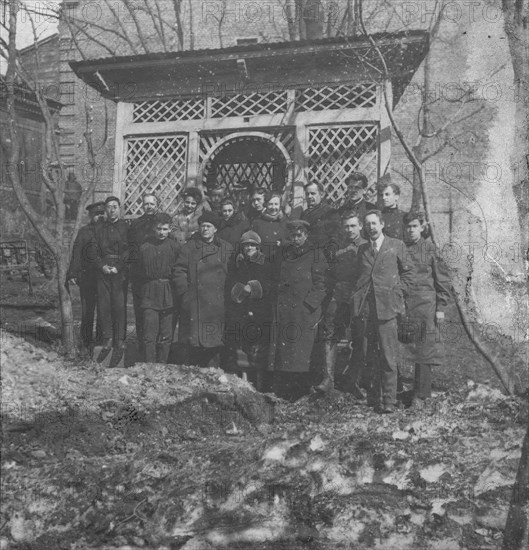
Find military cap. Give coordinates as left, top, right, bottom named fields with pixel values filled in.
left=198, top=211, right=221, bottom=229
left=286, top=219, right=310, bottom=232
left=86, top=201, right=105, bottom=214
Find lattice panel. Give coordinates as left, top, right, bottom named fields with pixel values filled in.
left=123, top=135, right=188, bottom=217
left=210, top=91, right=289, bottom=118
left=297, top=83, right=377, bottom=112
left=213, top=163, right=277, bottom=190
left=307, top=125, right=378, bottom=205
left=133, top=98, right=205, bottom=122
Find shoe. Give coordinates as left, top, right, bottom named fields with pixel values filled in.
left=108, top=347, right=124, bottom=368
left=409, top=397, right=426, bottom=410
left=96, top=343, right=112, bottom=363
left=378, top=404, right=396, bottom=414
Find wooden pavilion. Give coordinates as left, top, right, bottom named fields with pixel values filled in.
left=70, top=31, right=429, bottom=217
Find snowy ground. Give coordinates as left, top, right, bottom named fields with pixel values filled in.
left=1, top=272, right=528, bottom=549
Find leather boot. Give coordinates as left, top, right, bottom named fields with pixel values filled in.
left=314, top=342, right=336, bottom=393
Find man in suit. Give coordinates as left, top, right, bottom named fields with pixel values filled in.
left=351, top=210, right=415, bottom=413
left=338, top=172, right=376, bottom=222
left=66, top=201, right=105, bottom=351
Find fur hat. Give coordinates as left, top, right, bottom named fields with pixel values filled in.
left=240, top=231, right=261, bottom=245
left=198, top=211, right=221, bottom=229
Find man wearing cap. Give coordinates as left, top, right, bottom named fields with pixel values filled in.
left=128, top=193, right=159, bottom=349
left=377, top=176, right=405, bottom=240
left=350, top=210, right=415, bottom=413
left=226, top=230, right=275, bottom=391
left=269, top=219, right=328, bottom=400
left=174, top=211, right=234, bottom=368
left=92, top=196, right=130, bottom=365
left=66, top=201, right=105, bottom=350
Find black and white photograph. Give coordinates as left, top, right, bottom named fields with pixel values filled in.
left=0, top=0, right=528, bottom=548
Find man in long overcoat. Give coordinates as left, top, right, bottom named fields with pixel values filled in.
left=174, top=211, right=234, bottom=368
left=66, top=201, right=105, bottom=350
left=351, top=210, right=415, bottom=413
left=269, top=219, right=327, bottom=400
left=403, top=210, right=451, bottom=408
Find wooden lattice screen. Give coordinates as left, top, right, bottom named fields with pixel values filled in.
left=123, top=135, right=188, bottom=217
left=307, top=124, right=378, bottom=205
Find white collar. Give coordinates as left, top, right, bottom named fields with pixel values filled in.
left=370, top=233, right=385, bottom=249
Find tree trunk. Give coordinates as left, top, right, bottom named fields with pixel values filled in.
left=503, top=423, right=529, bottom=550
left=56, top=253, right=76, bottom=358
left=502, top=0, right=529, bottom=271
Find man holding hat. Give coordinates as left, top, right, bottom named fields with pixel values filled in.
left=174, top=211, right=234, bottom=368
left=66, top=201, right=105, bottom=350
left=92, top=196, right=130, bottom=365
left=225, top=230, right=275, bottom=391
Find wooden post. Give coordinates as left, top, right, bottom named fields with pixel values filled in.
left=378, top=80, right=392, bottom=180
left=113, top=102, right=133, bottom=200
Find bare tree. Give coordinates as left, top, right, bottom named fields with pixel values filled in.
left=1, top=0, right=107, bottom=356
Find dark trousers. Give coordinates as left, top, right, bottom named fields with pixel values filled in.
left=130, top=278, right=143, bottom=343
left=143, top=308, right=173, bottom=363
left=365, top=315, right=399, bottom=407
left=79, top=276, right=100, bottom=346
left=414, top=364, right=432, bottom=399
left=97, top=272, right=126, bottom=345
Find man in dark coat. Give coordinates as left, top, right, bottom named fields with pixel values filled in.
left=338, top=172, right=376, bottom=222
left=316, top=210, right=367, bottom=395
left=66, top=201, right=105, bottom=350
left=270, top=219, right=328, bottom=401
left=300, top=182, right=341, bottom=260
left=403, top=211, right=451, bottom=409
left=92, top=196, right=130, bottom=366
left=244, top=187, right=268, bottom=224
left=377, top=175, right=405, bottom=239
left=173, top=211, right=234, bottom=368
left=128, top=193, right=159, bottom=348
left=138, top=212, right=181, bottom=364
left=350, top=210, right=415, bottom=413
left=226, top=230, right=275, bottom=391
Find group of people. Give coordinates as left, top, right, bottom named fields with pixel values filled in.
left=67, top=172, right=451, bottom=412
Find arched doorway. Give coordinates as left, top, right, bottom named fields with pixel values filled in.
left=202, top=133, right=292, bottom=209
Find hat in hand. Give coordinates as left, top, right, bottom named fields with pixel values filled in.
left=231, top=282, right=248, bottom=304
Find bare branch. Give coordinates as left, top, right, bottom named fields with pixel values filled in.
left=122, top=0, right=151, bottom=53
left=100, top=0, right=140, bottom=55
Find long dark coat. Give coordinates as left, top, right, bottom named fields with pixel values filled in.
left=269, top=241, right=327, bottom=373
left=225, top=250, right=275, bottom=353
left=250, top=213, right=289, bottom=261
left=300, top=201, right=341, bottom=260
left=405, top=237, right=452, bottom=364
left=174, top=234, right=234, bottom=348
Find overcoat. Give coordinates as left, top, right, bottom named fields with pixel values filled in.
left=174, top=234, right=234, bottom=347
left=225, top=250, right=275, bottom=350
left=405, top=237, right=452, bottom=364
left=250, top=212, right=289, bottom=261
left=66, top=222, right=99, bottom=281
left=300, top=201, right=341, bottom=259
left=351, top=236, right=415, bottom=321
left=381, top=207, right=405, bottom=240
left=269, top=241, right=327, bottom=373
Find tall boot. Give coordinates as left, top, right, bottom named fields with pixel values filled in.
left=314, top=342, right=336, bottom=393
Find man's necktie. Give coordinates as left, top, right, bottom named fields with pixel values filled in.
left=372, top=242, right=378, bottom=257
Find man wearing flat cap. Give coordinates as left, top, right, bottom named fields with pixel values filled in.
left=67, top=201, right=106, bottom=350
left=92, top=196, right=130, bottom=366
left=225, top=230, right=275, bottom=391
left=174, top=211, right=234, bottom=368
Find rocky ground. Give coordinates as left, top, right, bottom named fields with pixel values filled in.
left=1, top=271, right=528, bottom=549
